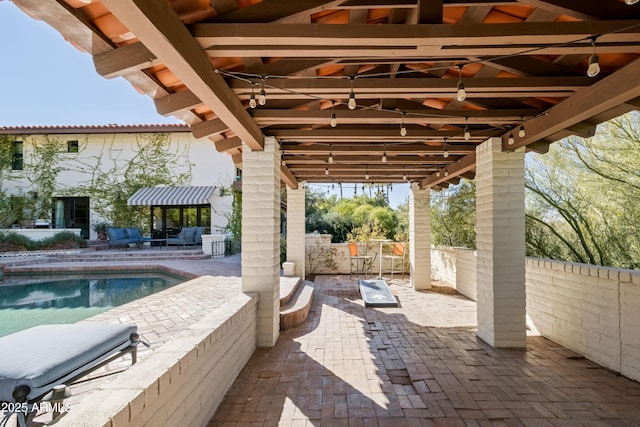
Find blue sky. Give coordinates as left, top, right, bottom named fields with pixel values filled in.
left=0, top=1, right=410, bottom=207
left=0, top=1, right=179, bottom=126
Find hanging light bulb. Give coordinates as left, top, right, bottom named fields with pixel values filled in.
left=330, top=101, right=337, bottom=128
left=328, top=145, right=334, bottom=163
left=518, top=126, right=526, bottom=138
left=456, top=65, right=466, bottom=102
left=249, top=82, right=257, bottom=109
left=400, top=112, right=407, bottom=136
left=587, top=37, right=600, bottom=78
left=325, top=167, right=329, bottom=175
left=508, top=133, right=515, bottom=145
left=626, top=0, right=639, bottom=4
left=382, top=145, right=387, bottom=163
left=258, top=76, right=267, bottom=105
left=365, top=171, right=369, bottom=180
left=436, top=169, right=441, bottom=178
left=444, top=168, right=449, bottom=177
left=443, top=138, right=449, bottom=158
left=348, top=76, right=357, bottom=110
left=464, top=117, right=471, bottom=140
left=390, top=183, right=393, bottom=190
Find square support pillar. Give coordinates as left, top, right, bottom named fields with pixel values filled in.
left=410, top=182, right=431, bottom=290
left=242, top=136, right=281, bottom=347
left=476, top=137, right=526, bottom=348
left=286, top=186, right=305, bottom=279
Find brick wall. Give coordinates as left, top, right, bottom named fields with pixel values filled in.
left=432, top=247, right=640, bottom=382
left=58, top=292, right=259, bottom=427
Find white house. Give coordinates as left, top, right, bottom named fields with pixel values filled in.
left=0, top=124, right=236, bottom=240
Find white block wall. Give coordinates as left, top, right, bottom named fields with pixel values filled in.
left=410, top=183, right=431, bottom=290
left=57, top=291, right=259, bottom=427
left=526, top=258, right=640, bottom=380
left=432, top=247, right=640, bottom=382
left=432, top=247, right=477, bottom=301
left=304, top=236, right=408, bottom=277
left=241, top=137, right=281, bottom=347
left=286, top=187, right=306, bottom=278
left=475, top=137, right=526, bottom=348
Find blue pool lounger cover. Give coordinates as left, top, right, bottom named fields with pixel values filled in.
left=0, top=323, right=138, bottom=403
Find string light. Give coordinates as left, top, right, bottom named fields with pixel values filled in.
left=382, top=145, right=387, bottom=163
left=258, top=76, right=267, bottom=105
left=587, top=36, right=600, bottom=77
left=464, top=117, right=471, bottom=140
left=402, top=168, right=407, bottom=181
left=518, top=126, right=526, bottom=138
left=325, top=166, right=329, bottom=175
left=330, top=101, right=337, bottom=128
left=400, top=112, right=407, bottom=136
left=328, top=145, right=334, bottom=163
left=436, top=169, right=441, bottom=178
left=249, top=82, right=257, bottom=109
left=508, top=133, right=515, bottom=145
left=443, top=138, right=449, bottom=158
left=456, top=65, right=466, bottom=102
left=348, top=76, right=357, bottom=110
left=444, top=167, right=449, bottom=177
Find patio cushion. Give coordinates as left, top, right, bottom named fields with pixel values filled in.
left=0, top=323, right=137, bottom=403
left=107, top=227, right=126, bottom=241
left=124, top=227, right=142, bottom=242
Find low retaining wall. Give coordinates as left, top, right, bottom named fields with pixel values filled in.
left=0, top=228, right=81, bottom=241
left=305, top=234, right=408, bottom=276
left=432, top=247, right=640, bottom=382
left=58, top=292, right=259, bottom=427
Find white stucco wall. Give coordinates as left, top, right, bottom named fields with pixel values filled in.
left=1, top=129, right=235, bottom=239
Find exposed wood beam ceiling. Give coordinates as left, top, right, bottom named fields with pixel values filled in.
left=13, top=0, right=640, bottom=187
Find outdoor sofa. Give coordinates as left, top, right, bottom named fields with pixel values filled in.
left=106, top=227, right=150, bottom=249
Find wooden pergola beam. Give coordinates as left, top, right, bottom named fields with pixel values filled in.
left=505, top=58, right=640, bottom=151
left=193, top=21, right=640, bottom=48
left=101, top=0, right=264, bottom=150
left=254, top=109, right=542, bottom=126
left=421, top=151, right=477, bottom=188
left=154, top=90, right=201, bottom=116
left=93, top=42, right=160, bottom=79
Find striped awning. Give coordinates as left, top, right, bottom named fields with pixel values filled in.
left=127, top=186, right=216, bottom=206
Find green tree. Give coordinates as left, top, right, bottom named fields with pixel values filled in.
left=431, top=179, right=476, bottom=248
left=525, top=111, right=640, bottom=268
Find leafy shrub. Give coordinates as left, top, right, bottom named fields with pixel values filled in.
left=0, top=232, right=36, bottom=251
left=0, top=231, right=85, bottom=252
left=38, top=231, right=85, bottom=250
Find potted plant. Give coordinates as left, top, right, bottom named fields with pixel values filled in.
left=92, top=221, right=111, bottom=241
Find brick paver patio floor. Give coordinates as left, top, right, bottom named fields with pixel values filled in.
left=209, top=275, right=640, bottom=426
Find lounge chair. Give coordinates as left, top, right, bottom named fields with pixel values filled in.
left=166, top=227, right=197, bottom=248
left=0, top=323, right=141, bottom=426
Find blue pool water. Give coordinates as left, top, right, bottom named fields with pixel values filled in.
left=0, top=273, right=185, bottom=337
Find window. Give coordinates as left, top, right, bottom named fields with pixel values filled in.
left=12, top=141, right=23, bottom=170
left=67, top=140, right=79, bottom=153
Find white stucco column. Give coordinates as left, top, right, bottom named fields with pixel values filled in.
left=286, top=186, right=306, bottom=278
left=476, top=137, right=526, bottom=348
left=409, top=182, right=431, bottom=290
left=242, top=136, right=281, bottom=347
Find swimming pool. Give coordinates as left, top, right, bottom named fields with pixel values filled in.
left=0, top=272, right=185, bottom=337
